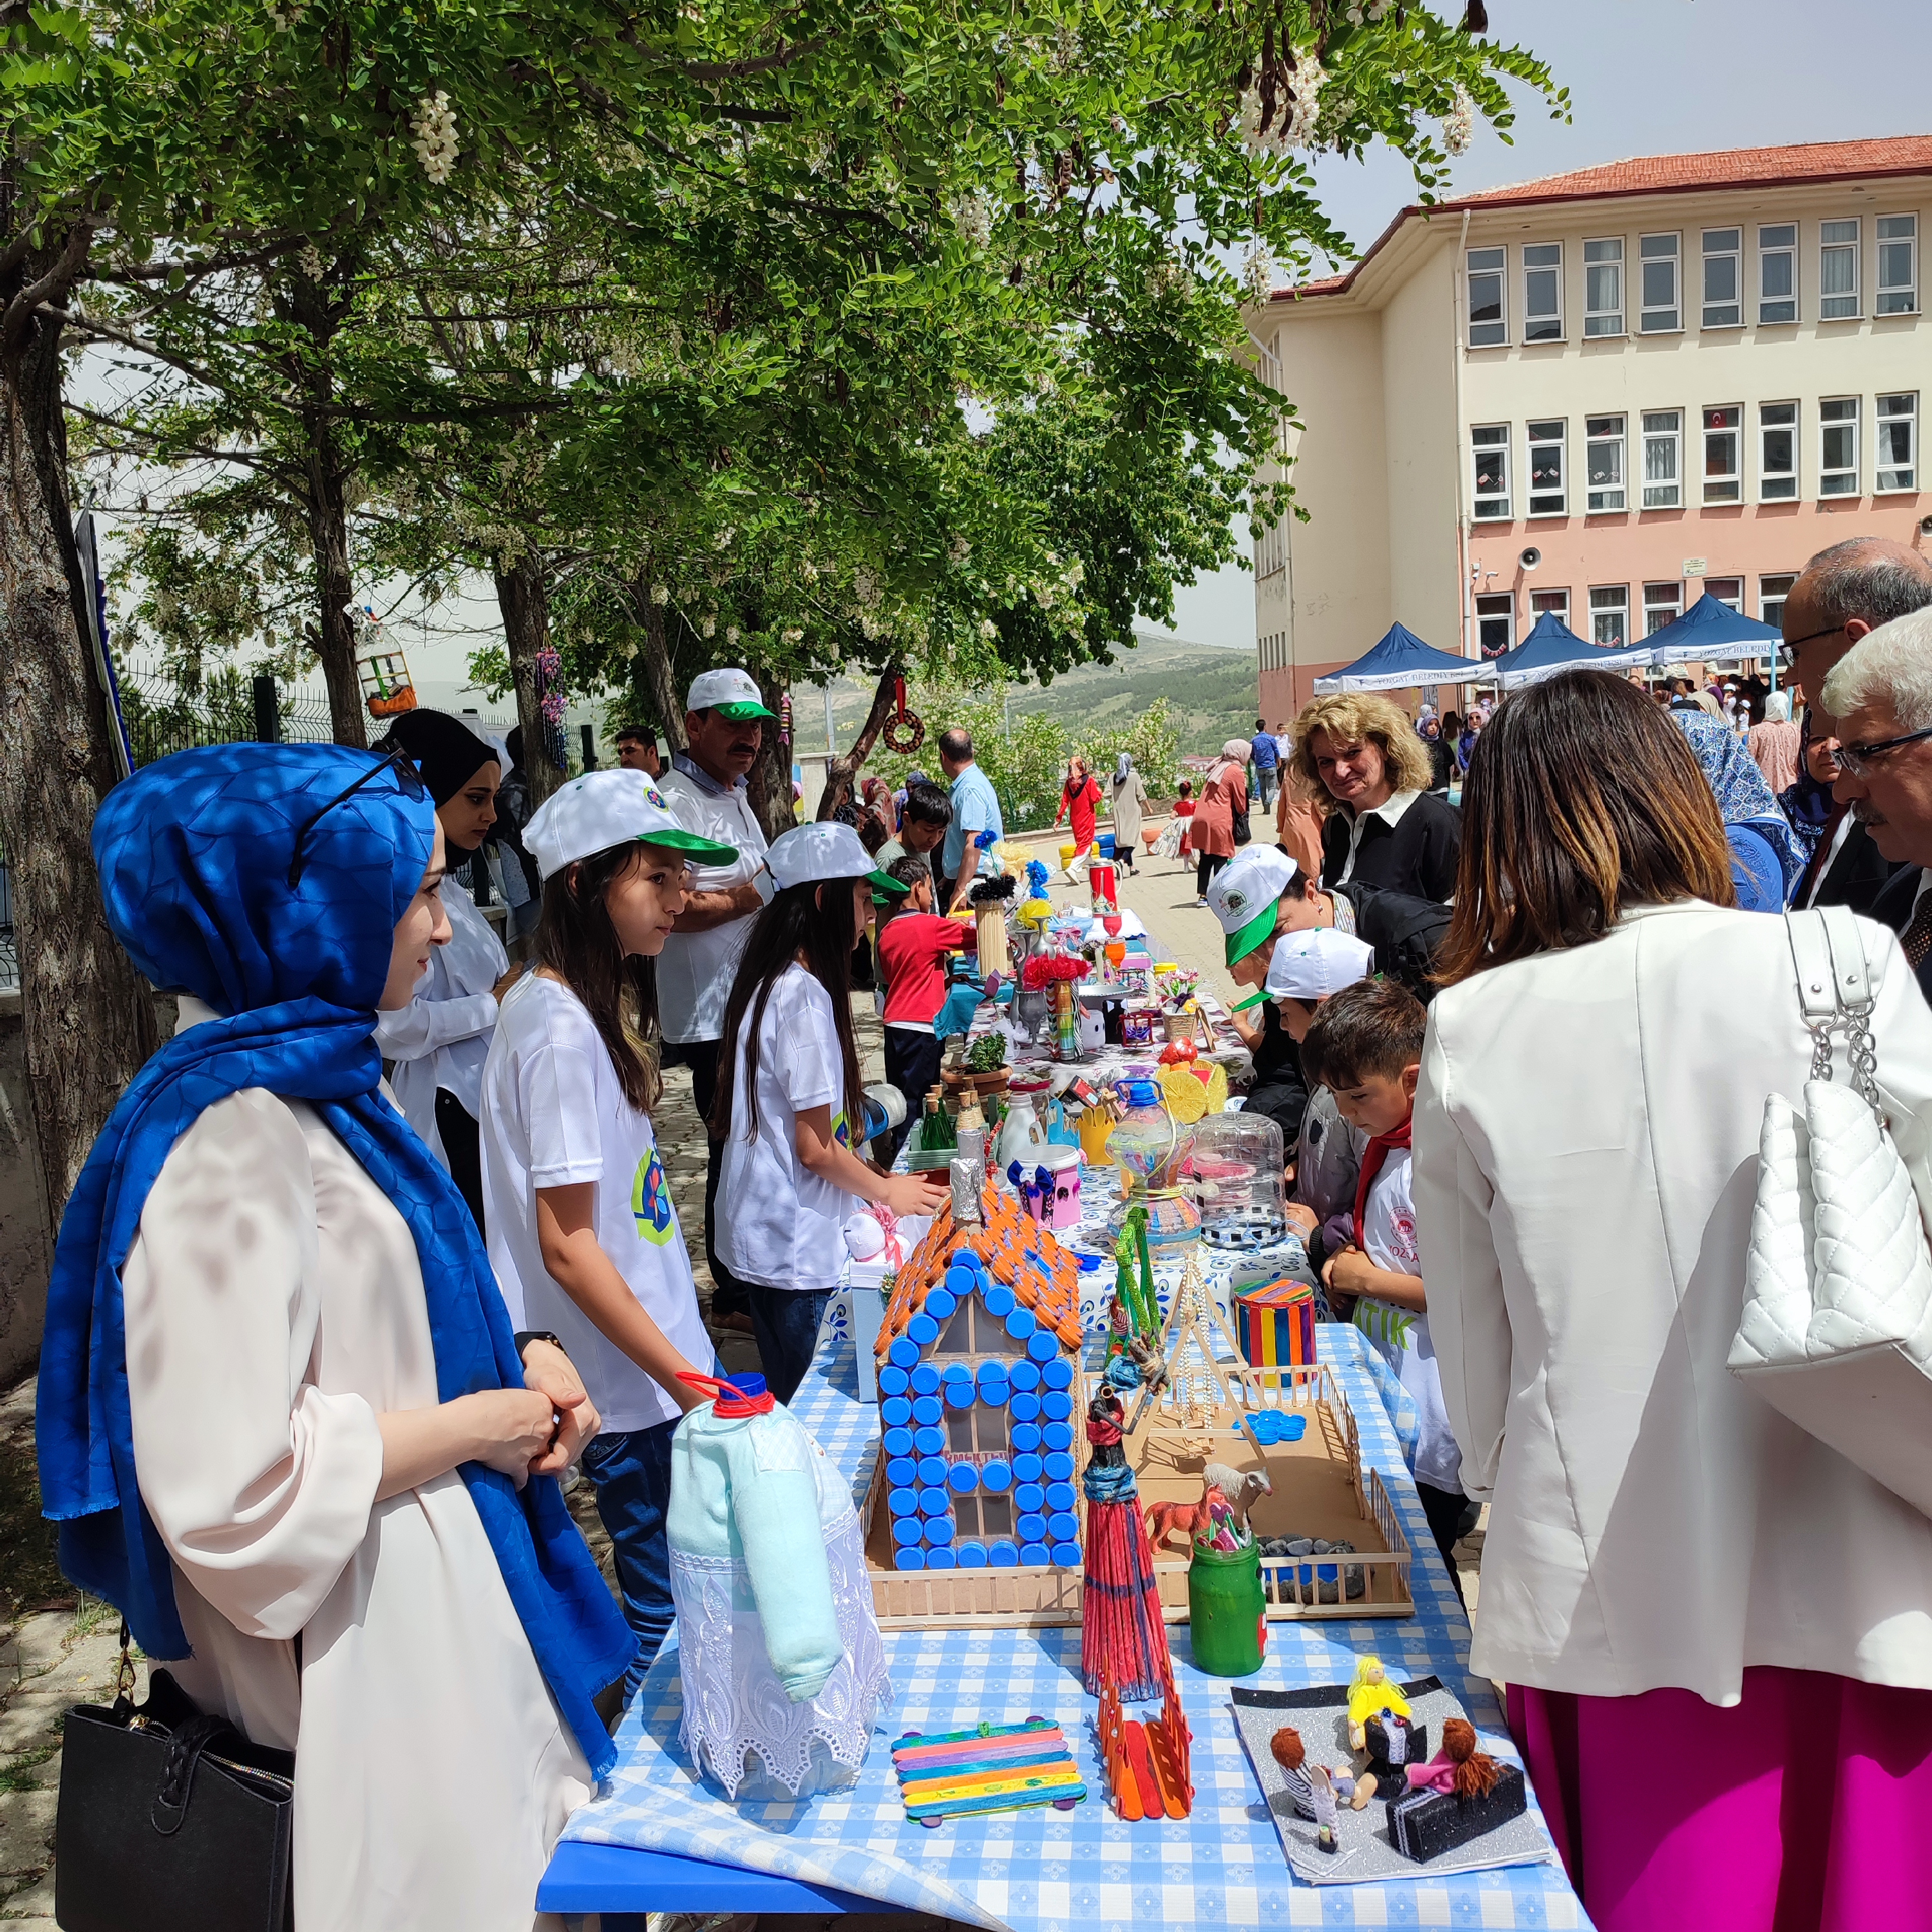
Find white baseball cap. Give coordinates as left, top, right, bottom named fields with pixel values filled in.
left=686, top=667, right=777, bottom=721
left=1261, top=927, right=1374, bottom=1005
left=1204, top=846, right=1301, bottom=966
left=522, top=770, right=738, bottom=882
left=762, top=821, right=907, bottom=897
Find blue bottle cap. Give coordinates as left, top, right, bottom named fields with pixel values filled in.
left=881, top=1396, right=912, bottom=1427
left=883, top=1426, right=914, bottom=1457
left=1027, top=1332, right=1059, bottom=1363
left=980, top=1459, right=1012, bottom=1493
left=975, top=1359, right=1010, bottom=1389
left=924, top=1514, right=956, bottom=1546
left=1041, top=1390, right=1074, bottom=1423
left=943, top=1265, right=977, bottom=1297
left=1048, top=1511, right=1081, bottom=1542
left=1017, top=1511, right=1047, bottom=1542
left=1040, top=1421, right=1074, bottom=1453
left=888, top=1488, right=919, bottom=1517
left=917, top=1455, right=949, bottom=1486
left=913, top=1426, right=946, bottom=1455
left=1049, top=1540, right=1083, bottom=1567
left=1045, top=1481, right=1077, bottom=1513
left=1010, top=1424, right=1042, bottom=1455
left=895, top=1545, right=927, bottom=1570
left=941, top=1359, right=974, bottom=1382
left=887, top=1457, right=916, bottom=1487
left=956, top=1540, right=989, bottom=1569
left=892, top=1516, right=923, bottom=1547
left=989, top=1540, right=1020, bottom=1567
left=878, top=1364, right=911, bottom=1397
left=947, top=1462, right=980, bottom=1495
left=1283, top=1414, right=1308, bottom=1441
left=944, top=1379, right=976, bottom=1409
left=907, top=1313, right=939, bottom=1347
left=1043, top=1451, right=1075, bottom=1482
left=888, top=1338, right=920, bottom=1369
left=728, top=1372, right=767, bottom=1400
left=925, top=1546, right=958, bottom=1569
left=1009, top=1392, right=1041, bottom=1423
left=1015, top=1482, right=1045, bottom=1515
left=918, top=1487, right=951, bottom=1516
left=909, top=1362, right=942, bottom=1396
left=925, top=1288, right=957, bottom=1321
left=1005, top=1307, right=1037, bottom=1340
left=1012, top=1453, right=1044, bottom=1484
left=983, top=1283, right=1016, bottom=1317
left=1040, top=1358, right=1074, bottom=1391
left=976, top=1378, right=1010, bottom=1408
left=1019, top=1542, right=1051, bottom=1566
left=1009, top=1361, right=1043, bottom=1393
left=911, top=1395, right=943, bottom=1426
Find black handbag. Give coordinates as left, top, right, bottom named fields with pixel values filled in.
left=1233, top=802, right=1253, bottom=846
left=55, top=1636, right=294, bottom=1932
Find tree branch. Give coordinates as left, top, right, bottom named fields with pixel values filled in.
left=1, top=219, right=94, bottom=357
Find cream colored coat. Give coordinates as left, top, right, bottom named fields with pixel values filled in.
left=1415, top=900, right=1932, bottom=1705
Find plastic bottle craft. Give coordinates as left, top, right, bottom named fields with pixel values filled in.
left=667, top=1373, right=892, bottom=1801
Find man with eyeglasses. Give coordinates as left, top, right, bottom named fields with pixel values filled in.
left=1779, top=539, right=1932, bottom=914
left=1821, top=606, right=1932, bottom=1000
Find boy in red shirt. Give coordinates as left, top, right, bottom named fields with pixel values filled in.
left=875, top=854, right=965, bottom=1159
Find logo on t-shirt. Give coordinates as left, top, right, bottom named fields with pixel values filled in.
left=631, top=1145, right=676, bottom=1246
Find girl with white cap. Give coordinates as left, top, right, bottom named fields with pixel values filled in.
left=480, top=769, right=741, bottom=1705
left=712, top=822, right=952, bottom=1400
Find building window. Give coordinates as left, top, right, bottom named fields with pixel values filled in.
left=1523, top=242, right=1563, bottom=341
left=1701, top=228, right=1743, bottom=328
left=1475, top=592, right=1515, bottom=658
left=1255, top=517, right=1286, bottom=578
left=1639, top=232, right=1680, bottom=332
left=1820, top=219, right=1861, bottom=319
left=1586, top=415, right=1626, bottom=511
left=1530, top=588, right=1571, bottom=620
left=1758, top=223, right=1797, bottom=324
left=1706, top=576, right=1744, bottom=612
left=1589, top=585, right=1629, bottom=648
left=1759, top=401, right=1798, bottom=500
left=1877, top=392, right=1917, bottom=493
left=1471, top=424, right=1511, bottom=519
left=1467, top=247, right=1507, bottom=346
left=1820, top=397, right=1860, bottom=495
left=1643, top=581, right=1683, bottom=635
left=1584, top=238, right=1624, bottom=336
left=1703, top=406, right=1742, bottom=503
left=1642, top=410, right=1682, bottom=508
left=1877, top=214, right=1918, bottom=315
left=1527, top=419, right=1566, bottom=515
left=1759, top=573, right=1797, bottom=631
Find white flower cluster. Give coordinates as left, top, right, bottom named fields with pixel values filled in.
left=297, top=242, right=325, bottom=282
left=978, top=618, right=999, bottom=641
left=782, top=627, right=803, bottom=643
left=1441, top=82, right=1475, bottom=157
left=854, top=566, right=882, bottom=610
left=649, top=582, right=670, bottom=606
left=1241, top=245, right=1276, bottom=304
left=947, top=191, right=994, bottom=250
left=1343, top=0, right=1392, bottom=23
left=266, top=0, right=305, bottom=28
left=411, top=91, right=459, bottom=185
left=1236, top=50, right=1327, bottom=156
left=1146, top=256, right=1189, bottom=300
left=699, top=613, right=716, bottom=639
left=726, top=626, right=741, bottom=648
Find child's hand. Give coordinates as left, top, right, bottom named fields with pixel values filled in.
left=1284, top=1203, right=1319, bottom=1238
left=882, top=1172, right=951, bottom=1220
left=1322, top=1245, right=1377, bottom=1298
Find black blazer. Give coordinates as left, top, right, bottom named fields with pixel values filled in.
left=1320, top=789, right=1461, bottom=902
left=1870, top=863, right=1932, bottom=1005
left=1803, top=815, right=1900, bottom=919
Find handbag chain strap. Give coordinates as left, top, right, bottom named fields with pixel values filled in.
left=1790, top=905, right=1884, bottom=1121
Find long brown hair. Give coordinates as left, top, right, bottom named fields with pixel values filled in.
left=534, top=843, right=663, bottom=1115
left=1436, top=671, right=1735, bottom=986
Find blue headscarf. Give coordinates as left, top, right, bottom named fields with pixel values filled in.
left=1669, top=711, right=1809, bottom=908
left=37, top=744, right=633, bottom=1776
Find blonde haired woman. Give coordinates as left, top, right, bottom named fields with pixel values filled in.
left=1287, top=693, right=1459, bottom=900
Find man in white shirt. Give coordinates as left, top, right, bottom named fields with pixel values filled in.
left=658, top=667, right=775, bottom=1330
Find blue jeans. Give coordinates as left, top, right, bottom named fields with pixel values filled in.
left=580, top=1420, right=679, bottom=1706
left=745, top=1283, right=831, bottom=1405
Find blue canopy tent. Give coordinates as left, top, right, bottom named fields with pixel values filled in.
left=1641, top=591, right=1781, bottom=670
left=1311, top=621, right=1477, bottom=694
left=1489, top=609, right=1658, bottom=690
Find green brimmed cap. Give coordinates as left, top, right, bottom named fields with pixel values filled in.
left=1204, top=846, right=1300, bottom=967
left=524, top=771, right=737, bottom=881
left=687, top=667, right=777, bottom=721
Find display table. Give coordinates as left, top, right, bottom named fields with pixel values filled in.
left=539, top=1316, right=1587, bottom=1929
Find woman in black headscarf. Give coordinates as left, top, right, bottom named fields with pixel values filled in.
left=373, top=709, right=521, bottom=1229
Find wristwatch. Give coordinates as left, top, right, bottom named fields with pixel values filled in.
left=513, top=1331, right=564, bottom=1358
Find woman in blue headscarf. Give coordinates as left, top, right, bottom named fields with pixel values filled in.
left=37, top=744, right=634, bottom=1930
left=1669, top=710, right=1810, bottom=912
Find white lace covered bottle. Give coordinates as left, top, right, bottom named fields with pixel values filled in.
left=667, top=1374, right=892, bottom=1801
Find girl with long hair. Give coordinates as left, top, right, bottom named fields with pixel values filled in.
left=480, top=771, right=738, bottom=1703
left=713, top=824, right=950, bottom=1400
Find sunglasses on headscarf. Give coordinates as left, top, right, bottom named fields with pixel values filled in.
left=286, top=749, right=428, bottom=889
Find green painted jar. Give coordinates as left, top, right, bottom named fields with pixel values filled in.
left=1187, top=1538, right=1267, bottom=1677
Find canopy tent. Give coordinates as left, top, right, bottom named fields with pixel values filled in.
left=1311, top=621, right=1477, bottom=694
left=1641, top=592, right=1781, bottom=668
left=1488, top=609, right=1658, bottom=690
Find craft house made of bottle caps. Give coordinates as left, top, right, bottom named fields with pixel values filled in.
left=871, top=1184, right=1086, bottom=1578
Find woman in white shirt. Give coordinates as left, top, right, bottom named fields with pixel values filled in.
left=713, top=823, right=949, bottom=1401
left=1414, top=669, right=1932, bottom=1932
left=374, top=709, right=521, bottom=1229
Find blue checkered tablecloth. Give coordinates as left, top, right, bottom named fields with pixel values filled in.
left=560, top=1312, right=1586, bottom=1929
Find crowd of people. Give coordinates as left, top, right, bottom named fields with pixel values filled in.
left=33, top=531, right=1932, bottom=1929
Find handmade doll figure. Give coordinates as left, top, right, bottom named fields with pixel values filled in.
left=1270, top=1726, right=1378, bottom=1846
left=1405, top=1718, right=1503, bottom=1800
left=1361, top=1709, right=1423, bottom=1785
left=1346, top=1654, right=1412, bottom=1752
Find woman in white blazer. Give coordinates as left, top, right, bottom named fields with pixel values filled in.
left=1414, top=670, right=1932, bottom=1932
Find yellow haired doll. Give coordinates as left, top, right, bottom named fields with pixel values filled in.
left=1346, top=1654, right=1413, bottom=1752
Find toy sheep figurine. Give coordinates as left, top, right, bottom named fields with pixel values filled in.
left=1202, top=1461, right=1273, bottom=1532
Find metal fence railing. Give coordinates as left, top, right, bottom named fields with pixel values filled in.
left=118, top=661, right=339, bottom=768
left=0, top=859, right=15, bottom=994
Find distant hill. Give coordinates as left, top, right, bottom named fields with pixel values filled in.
left=794, top=636, right=1260, bottom=762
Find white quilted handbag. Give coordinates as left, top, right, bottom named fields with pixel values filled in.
left=1730, top=905, right=1932, bottom=1515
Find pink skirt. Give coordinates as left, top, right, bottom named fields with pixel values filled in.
left=1509, top=1668, right=1932, bottom=1932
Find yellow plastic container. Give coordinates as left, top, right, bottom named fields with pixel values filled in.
left=1077, top=1104, right=1117, bottom=1166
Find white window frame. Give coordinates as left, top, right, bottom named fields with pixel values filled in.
left=1877, top=214, right=1918, bottom=316
left=1758, top=401, right=1798, bottom=501
left=1700, top=227, right=1743, bottom=328
left=1589, top=585, right=1629, bottom=649
left=1819, top=218, right=1861, bottom=320
left=1819, top=396, right=1860, bottom=496
left=1639, top=232, right=1681, bottom=333
left=1705, top=576, right=1744, bottom=614
left=1642, top=409, right=1683, bottom=509
left=1584, top=238, right=1624, bottom=336
left=1526, top=417, right=1567, bottom=516
left=1529, top=587, right=1571, bottom=621
left=1702, top=405, right=1743, bottom=504
left=1471, top=424, right=1511, bottom=520
left=1643, top=580, right=1683, bottom=636
left=1475, top=592, right=1515, bottom=659
left=1757, top=223, right=1797, bottom=325
left=1758, top=574, right=1797, bottom=632
left=1466, top=246, right=1507, bottom=348
left=1877, top=392, right=1917, bottom=493
left=1522, top=242, right=1564, bottom=343
left=1586, top=413, right=1626, bottom=512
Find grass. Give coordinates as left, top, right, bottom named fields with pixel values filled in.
left=0, top=1429, right=66, bottom=1629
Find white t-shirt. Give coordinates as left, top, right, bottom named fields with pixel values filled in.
left=1350, top=1148, right=1463, bottom=1494
left=479, top=972, right=712, bottom=1432
left=716, top=965, right=854, bottom=1292
left=655, top=766, right=769, bottom=1045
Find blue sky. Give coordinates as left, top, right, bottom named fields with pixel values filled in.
left=1166, top=0, right=1932, bottom=650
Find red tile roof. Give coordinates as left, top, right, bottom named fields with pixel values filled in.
left=1275, top=137, right=1932, bottom=303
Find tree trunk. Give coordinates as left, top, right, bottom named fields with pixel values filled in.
left=493, top=549, right=565, bottom=808
left=633, top=585, right=687, bottom=755
left=745, top=668, right=795, bottom=844
left=0, top=227, right=160, bottom=1219
left=816, top=663, right=902, bottom=821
